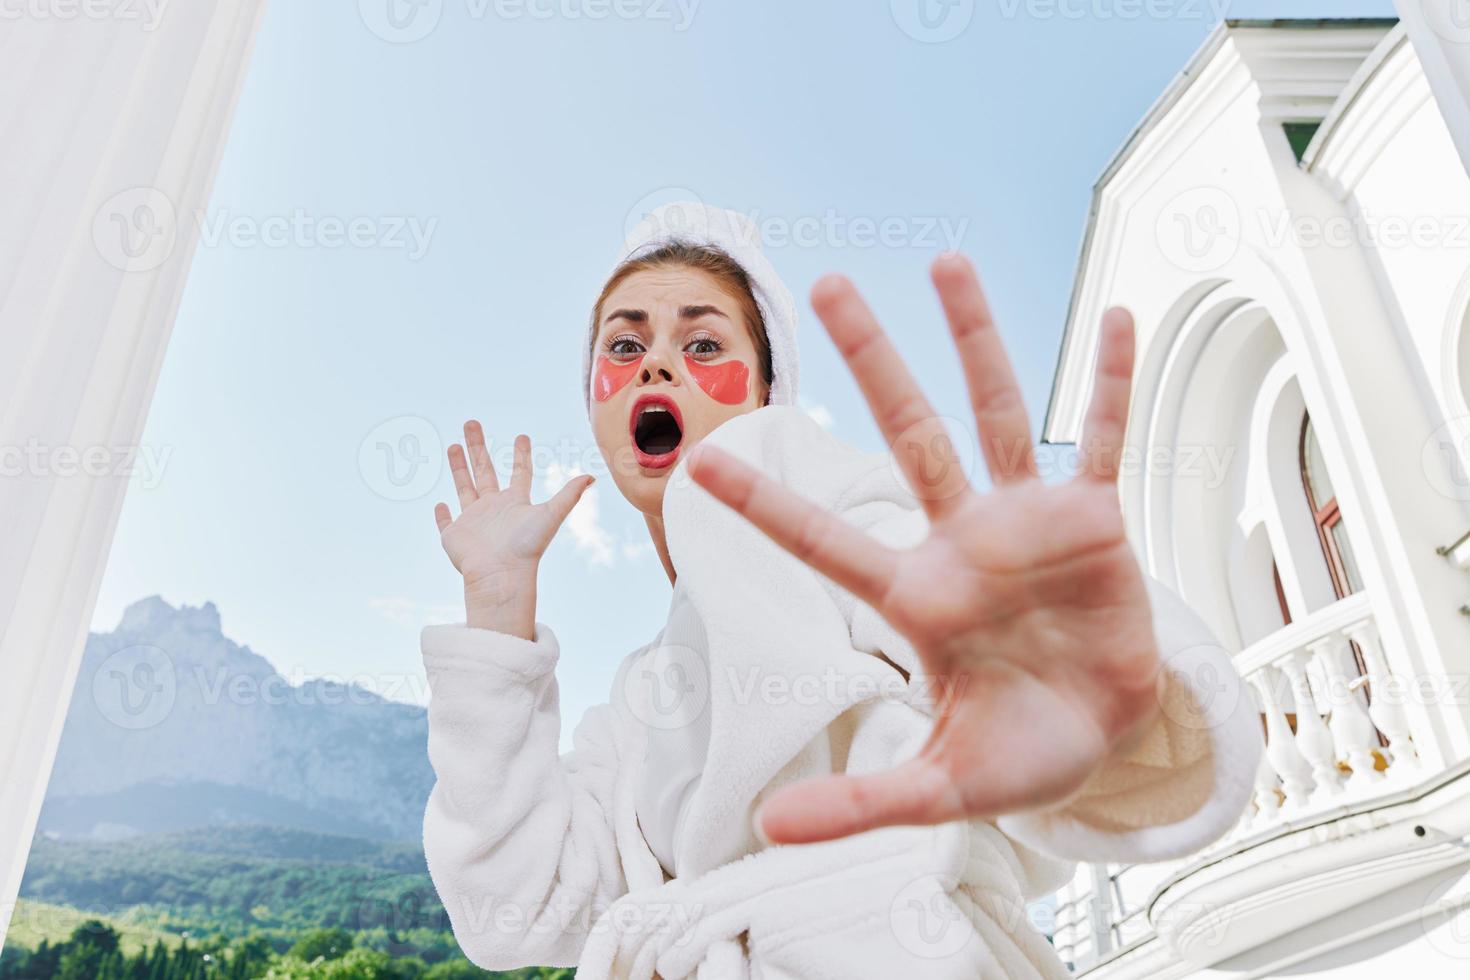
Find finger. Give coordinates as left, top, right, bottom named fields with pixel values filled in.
left=542, top=474, right=595, bottom=527
left=931, top=253, right=1038, bottom=484
left=510, top=434, right=532, bottom=496
left=447, top=444, right=478, bottom=510
left=754, top=757, right=964, bottom=844
left=687, top=443, right=900, bottom=610
left=434, top=502, right=452, bottom=533
left=464, top=419, right=500, bottom=493
left=1077, top=306, right=1136, bottom=483
left=810, top=274, right=972, bottom=519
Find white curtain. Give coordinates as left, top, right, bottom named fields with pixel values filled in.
left=0, top=0, right=266, bottom=948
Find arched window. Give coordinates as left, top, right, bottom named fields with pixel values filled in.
left=1300, top=411, right=1364, bottom=598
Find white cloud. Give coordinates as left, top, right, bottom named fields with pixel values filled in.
left=621, top=539, right=656, bottom=561
left=801, top=400, right=835, bottom=430
left=543, top=460, right=616, bottom=566
left=370, top=597, right=462, bottom=629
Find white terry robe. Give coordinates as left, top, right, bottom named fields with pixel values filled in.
left=420, top=404, right=1264, bottom=980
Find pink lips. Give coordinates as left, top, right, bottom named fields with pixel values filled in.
left=629, top=392, right=684, bottom=469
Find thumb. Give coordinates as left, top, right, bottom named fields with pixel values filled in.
left=542, top=473, right=596, bottom=527
left=754, top=758, right=965, bottom=845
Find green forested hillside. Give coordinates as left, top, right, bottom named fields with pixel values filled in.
left=3, top=827, right=568, bottom=979
left=19, top=826, right=444, bottom=937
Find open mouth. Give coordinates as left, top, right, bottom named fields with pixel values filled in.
left=630, top=394, right=684, bottom=468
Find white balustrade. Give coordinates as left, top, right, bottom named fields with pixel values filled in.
left=1234, top=591, right=1417, bottom=826
left=1060, top=592, right=1424, bottom=975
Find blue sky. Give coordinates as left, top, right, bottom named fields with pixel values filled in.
left=92, top=0, right=1395, bottom=725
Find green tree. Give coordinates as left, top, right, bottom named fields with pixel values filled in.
left=68, top=919, right=122, bottom=955
left=228, top=934, right=275, bottom=979
left=56, top=943, right=106, bottom=980
left=264, top=946, right=395, bottom=978
left=286, top=927, right=355, bottom=963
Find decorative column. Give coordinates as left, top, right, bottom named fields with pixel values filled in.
left=1250, top=668, right=1316, bottom=810
left=0, top=0, right=268, bottom=952
left=1346, top=617, right=1421, bottom=772
left=1306, top=635, right=1383, bottom=789
left=1251, top=749, right=1284, bottom=828
left=1088, top=864, right=1115, bottom=961
left=1281, top=651, right=1344, bottom=800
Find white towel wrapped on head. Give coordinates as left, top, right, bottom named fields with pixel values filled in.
left=581, top=201, right=801, bottom=417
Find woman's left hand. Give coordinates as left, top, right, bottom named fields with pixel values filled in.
left=685, top=252, right=1163, bottom=845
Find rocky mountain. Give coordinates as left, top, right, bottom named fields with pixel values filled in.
left=37, top=597, right=435, bottom=842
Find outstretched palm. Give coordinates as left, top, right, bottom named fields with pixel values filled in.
left=685, top=253, right=1162, bottom=845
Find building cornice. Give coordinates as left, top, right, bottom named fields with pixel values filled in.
left=1043, top=19, right=1399, bottom=445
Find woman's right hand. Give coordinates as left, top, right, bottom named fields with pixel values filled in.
left=433, top=420, right=596, bottom=639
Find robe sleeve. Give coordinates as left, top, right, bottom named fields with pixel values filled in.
left=419, top=621, right=629, bottom=970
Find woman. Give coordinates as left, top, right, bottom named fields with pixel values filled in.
left=421, top=202, right=1261, bottom=979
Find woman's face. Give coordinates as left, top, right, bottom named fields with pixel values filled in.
left=590, top=266, right=770, bottom=518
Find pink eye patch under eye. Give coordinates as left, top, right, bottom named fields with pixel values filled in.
left=592, top=354, right=642, bottom=401
left=684, top=355, right=749, bottom=405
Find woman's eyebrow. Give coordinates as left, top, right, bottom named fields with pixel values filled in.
left=680, top=304, right=729, bottom=320
left=603, top=308, right=647, bottom=325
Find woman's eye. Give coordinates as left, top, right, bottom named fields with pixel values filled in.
left=608, top=338, right=644, bottom=357
left=686, top=338, right=722, bottom=358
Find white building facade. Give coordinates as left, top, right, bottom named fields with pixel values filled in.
left=1044, top=17, right=1470, bottom=979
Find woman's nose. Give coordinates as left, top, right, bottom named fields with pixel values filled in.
left=639, top=350, right=677, bottom=385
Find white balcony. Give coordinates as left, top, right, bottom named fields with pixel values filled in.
left=1053, top=591, right=1458, bottom=977
left=1236, top=590, right=1421, bottom=828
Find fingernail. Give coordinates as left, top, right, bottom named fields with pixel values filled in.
left=752, top=802, right=773, bottom=847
